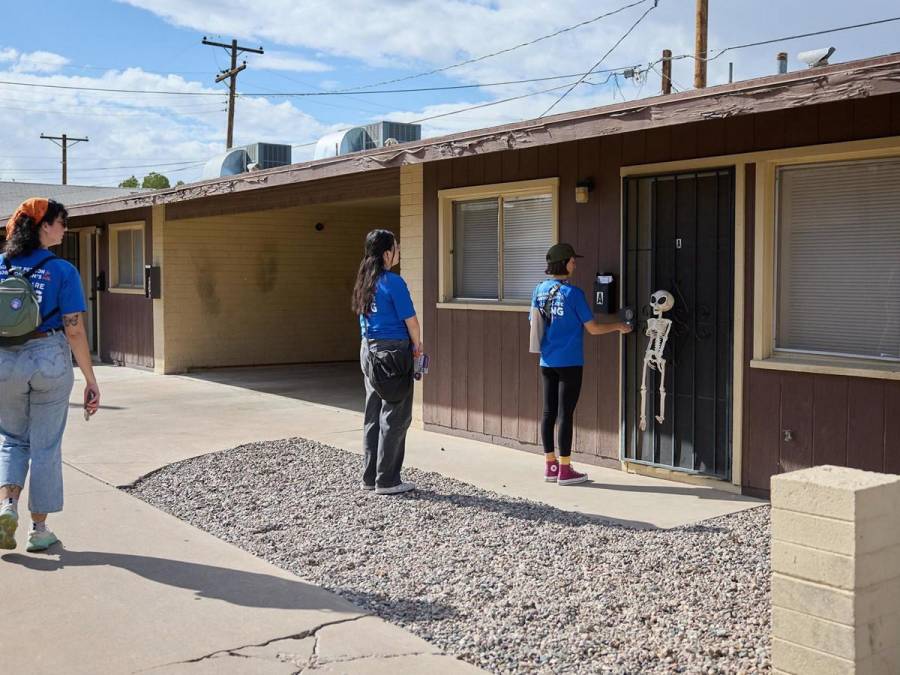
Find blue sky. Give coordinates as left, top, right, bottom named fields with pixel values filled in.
left=1, top=0, right=897, bottom=186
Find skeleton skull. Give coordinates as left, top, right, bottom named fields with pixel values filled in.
left=649, top=290, right=674, bottom=315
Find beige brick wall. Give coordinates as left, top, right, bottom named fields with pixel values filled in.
left=400, top=164, right=424, bottom=427
left=158, top=203, right=396, bottom=372
left=771, top=465, right=900, bottom=675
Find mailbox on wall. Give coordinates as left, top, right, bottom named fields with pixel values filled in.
left=144, top=265, right=161, bottom=299
left=594, top=273, right=615, bottom=314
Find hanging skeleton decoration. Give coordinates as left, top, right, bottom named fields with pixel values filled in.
left=639, top=290, right=675, bottom=431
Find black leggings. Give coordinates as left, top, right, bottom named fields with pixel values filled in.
left=540, top=366, right=583, bottom=457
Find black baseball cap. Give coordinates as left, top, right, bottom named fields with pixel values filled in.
left=546, top=243, right=583, bottom=264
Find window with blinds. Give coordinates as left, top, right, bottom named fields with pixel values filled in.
left=452, top=192, right=554, bottom=302
left=776, top=157, right=900, bottom=361
left=113, top=227, right=145, bottom=289
left=503, top=195, right=554, bottom=300
left=454, top=199, right=499, bottom=299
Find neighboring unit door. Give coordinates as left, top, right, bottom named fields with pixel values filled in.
left=623, top=169, right=735, bottom=479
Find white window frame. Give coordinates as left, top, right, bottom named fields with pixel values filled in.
left=109, top=221, right=146, bottom=294
left=437, top=178, right=559, bottom=312
left=750, top=139, right=900, bottom=381
left=773, top=157, right=900, bottom=364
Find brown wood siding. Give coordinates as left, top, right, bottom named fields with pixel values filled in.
left=98, top=210, right=154, bottom=369
left=424, top=93, right=900, bottom=482
left=739, top=94, right=900, bottom=495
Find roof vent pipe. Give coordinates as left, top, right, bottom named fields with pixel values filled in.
left=777, top=52, right=788, bottom=74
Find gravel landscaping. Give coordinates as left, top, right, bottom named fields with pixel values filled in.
left=128, top=438, right=771, bottom=674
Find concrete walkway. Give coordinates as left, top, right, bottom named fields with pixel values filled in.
left=2, top=364, right=762, bottom=673
left=66, top=365, right=762, bottom=529
left=3, top=466, right=479, bottom=674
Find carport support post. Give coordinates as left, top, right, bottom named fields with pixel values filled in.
left=400, top=164, right=425, bottom=427
left=151, top=204, right=169, bottom=374
left=770, top=465, right=900, bottom=674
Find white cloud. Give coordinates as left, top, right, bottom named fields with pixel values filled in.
left=4, top=0, right=899, bottom=185
left=252, top=50, right=331, bottom=73
left=0, top=65, right=333, bottom=186
left=11, top=50, right=70, bottom=73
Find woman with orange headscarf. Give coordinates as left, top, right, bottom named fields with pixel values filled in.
left=0, top=198, right=99, bottom=553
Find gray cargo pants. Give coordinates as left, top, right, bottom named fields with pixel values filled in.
left=360, top=339, right=414, bottom=489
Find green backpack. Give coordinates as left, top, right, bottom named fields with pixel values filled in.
left=0, top=253, right=58, bottom=342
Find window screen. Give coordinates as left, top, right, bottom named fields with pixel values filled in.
left=116, top=229, right=144, bottom=288
left=776, top=158, right=900, bottom=361
left=502, top=194, right=554, bottom=300
left=454, top=199, right=499, bottom=299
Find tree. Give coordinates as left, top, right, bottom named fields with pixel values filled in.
left=142, top=172, right=171, bottom=189
left=176, top=180, right=185, bottom=186
left=118, top=175, right=139, bottom=188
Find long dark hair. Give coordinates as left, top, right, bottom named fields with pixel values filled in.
left=3, top=199, right=68, bottom=258
left=352, top=229, right=396, bottom=315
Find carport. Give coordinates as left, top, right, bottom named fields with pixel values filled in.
left=66, top=168, right=402, bottom=376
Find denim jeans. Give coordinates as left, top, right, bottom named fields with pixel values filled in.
left=0, top=332, right=74, bottom=513
left=360, top=339, right=414, bottom=489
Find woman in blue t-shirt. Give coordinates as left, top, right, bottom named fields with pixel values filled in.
left=0, top=198, right=100, bottom=553
left=532, top=243, right=631, bottom=486
left=352, top=229, right=422, bottom=495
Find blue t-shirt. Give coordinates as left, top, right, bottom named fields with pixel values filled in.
left=359, top=271, right=416, bottom=340
left=0, top=250, right=86, bottom=332
left=531, top=279, right=593, bottom=367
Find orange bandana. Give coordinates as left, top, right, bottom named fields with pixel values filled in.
left=5, top=198, right=50, bottom=240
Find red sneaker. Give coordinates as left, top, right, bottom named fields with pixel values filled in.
left=558, top=463, right=588, bottom=485
left=544, top=461, right=559, bottom=482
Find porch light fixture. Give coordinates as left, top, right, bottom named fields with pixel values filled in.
left=575, top=178, right=594, bottom=204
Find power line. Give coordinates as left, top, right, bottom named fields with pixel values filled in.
left=6, top=160, right=206, bottom=174
left=0, top=102, right=225, bottom=117
left=255, top=67, right=641, bottom=96
left=1, top=15, right=898, bottom=102
left=0, top=162, right=207, bottom=182
left=339, top=0, right=653, bottom=91
left=291, top=73, right=620, bottom=148
left=540, top=0, right=658, bottom=117
left=703, top=15, right=900, bottom=62
left=0, top=79, right=228, bottom=96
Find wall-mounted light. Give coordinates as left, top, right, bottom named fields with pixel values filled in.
left=575, top=178, right=595, bottom=204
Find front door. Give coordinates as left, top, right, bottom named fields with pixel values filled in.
left=623, top=169, right=735, bottom=479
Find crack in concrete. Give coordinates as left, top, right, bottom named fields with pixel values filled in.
left=137, top=614, right=369, bottom=672
left=304, top=650, right=436, bottom=670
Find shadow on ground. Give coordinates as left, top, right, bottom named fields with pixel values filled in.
left=3, top=545, right=450, bottom=614
left=184, top=362, right=365, bottom=414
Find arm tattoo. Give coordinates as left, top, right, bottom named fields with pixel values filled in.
left=63, top=314, right=81, bottom=327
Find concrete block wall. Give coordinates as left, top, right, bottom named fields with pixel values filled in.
left=157, top=202, right=396, bottom=373
left=400, top=164, right=425, bottom=427
left=771, top=465, right=900, bottom=675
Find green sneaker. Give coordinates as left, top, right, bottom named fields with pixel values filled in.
left=0, top=506, right=18, bottom=550
left=26, top=528, right=59, bottom=552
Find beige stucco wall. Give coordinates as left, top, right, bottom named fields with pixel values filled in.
left=155, top=202, right=396, bottom=373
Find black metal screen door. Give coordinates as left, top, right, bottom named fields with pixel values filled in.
left=623, top=169, right=735, bottom=479
left=52, top=231, right=80, bottom=269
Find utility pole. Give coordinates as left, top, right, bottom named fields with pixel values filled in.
left=40, top=133, right=89, bottom=185
left=202, top=37, right=264, bottom=149
left=661, top=49, right=673, bottom=95
left=694, top=0, right=708, bottom=89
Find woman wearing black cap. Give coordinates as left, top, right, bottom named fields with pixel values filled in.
left=532, top=243, right=631, bottom=485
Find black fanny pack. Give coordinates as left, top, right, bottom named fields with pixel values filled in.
left=363, top=341, right=413, bottom=403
